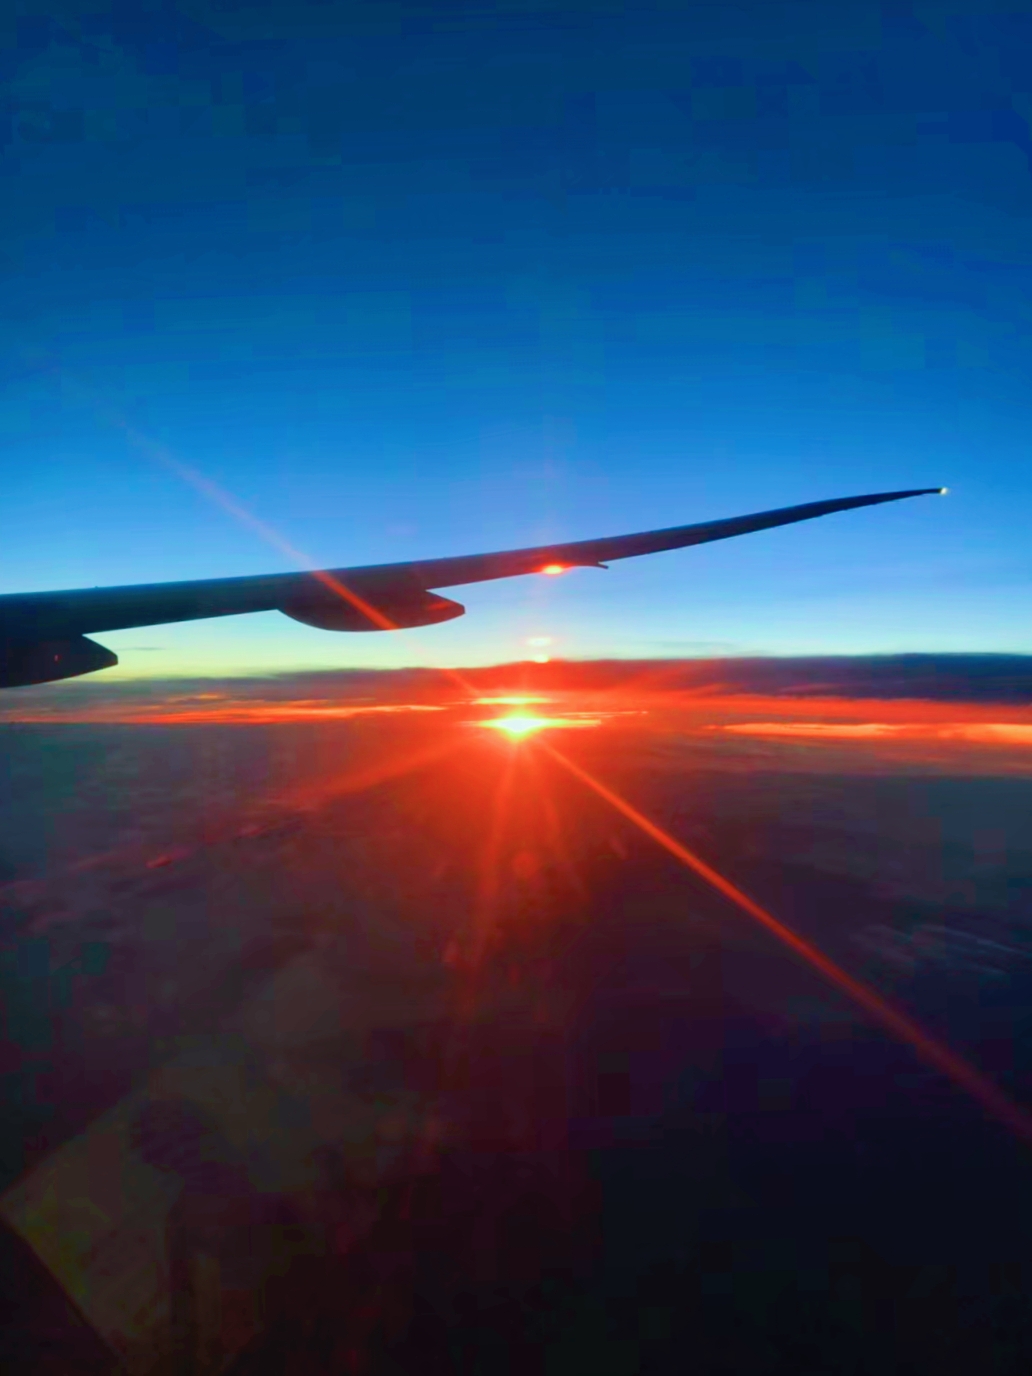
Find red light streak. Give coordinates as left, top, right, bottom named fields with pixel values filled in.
left=539, top=739, right=1032, bottom=1145
left=523, top=749, right=588, bottom=900
left=472, top=748, right=519, bottom=962
left=277, top=735, right=463, bottom=810
left=40, top=362, right=481, bottom=697
left=124, top=441, right=400, bottom=631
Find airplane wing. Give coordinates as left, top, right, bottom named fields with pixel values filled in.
left=0, top=487, right=943, bottom=687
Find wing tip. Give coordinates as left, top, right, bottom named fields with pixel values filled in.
left=886, top=486, right=947, bottom=499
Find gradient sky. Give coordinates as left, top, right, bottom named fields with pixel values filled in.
left=3, top=0, right=1031, bottom=677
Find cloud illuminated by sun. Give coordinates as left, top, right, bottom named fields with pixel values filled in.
left=720, top=720, right=1032, bottom=744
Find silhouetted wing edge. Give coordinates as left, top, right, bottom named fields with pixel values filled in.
left=406, top=488, right=944, bottom=588
left=0, top=489, right=943, bottom=639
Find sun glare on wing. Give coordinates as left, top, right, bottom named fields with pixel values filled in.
left=539, top=564, right=567, bottom=575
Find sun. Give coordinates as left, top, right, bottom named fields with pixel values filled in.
left=479, top=713, right=603, bottom=738
left=484, top=714, right=551, bottom=737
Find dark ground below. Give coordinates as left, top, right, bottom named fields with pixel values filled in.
left=2, top=720, right=1032, bottom=1374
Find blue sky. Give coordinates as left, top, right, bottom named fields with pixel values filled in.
left=3, top=0, right=1031, bottom=676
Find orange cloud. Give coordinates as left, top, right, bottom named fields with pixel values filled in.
left=1, top=700, right=443, bottom=725
left=6, top=679, right=1032, bottom=775
left=720, top=721, right=1032, bottom=744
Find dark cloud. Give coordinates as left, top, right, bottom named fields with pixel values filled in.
left=614, top=654, right=1032, bottom=703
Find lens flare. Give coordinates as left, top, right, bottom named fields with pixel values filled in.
left=538, top=739, right=1032, bottom=1147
